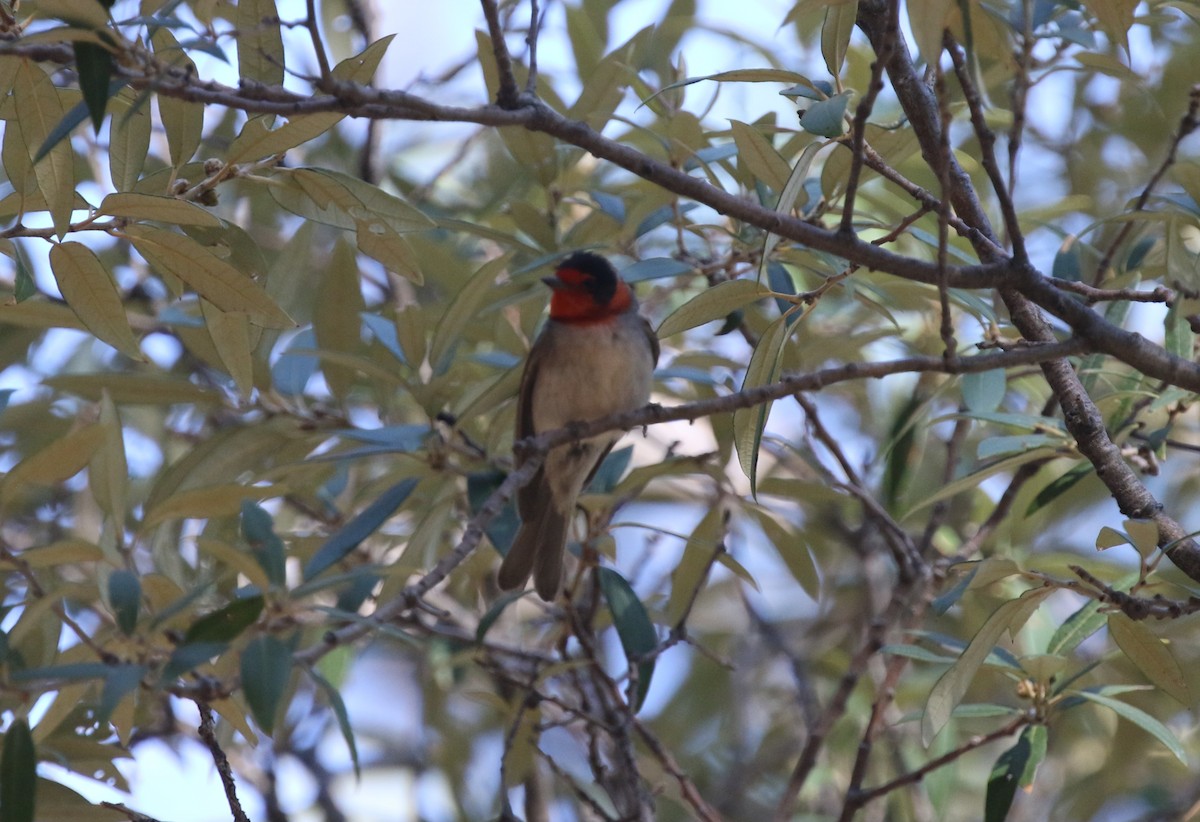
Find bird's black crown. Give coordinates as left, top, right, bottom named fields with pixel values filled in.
left=558, top=251, right=618, bottom=303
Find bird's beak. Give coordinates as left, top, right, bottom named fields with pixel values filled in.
left=541, top=276, right=564, bottom=290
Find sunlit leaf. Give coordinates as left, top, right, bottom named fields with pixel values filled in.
left=657, top=279, right=771, bottom=338
left=49, top=242, right=143, bottom=359
left=923, top=587, right=1055, bottom=744
left=1071, top=688, right=1187, bottom=763
left=126, top=225, right=294, bottom=328
left=1108, top=613, right=1190, bottom=705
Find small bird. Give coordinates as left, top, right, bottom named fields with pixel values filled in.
left=497, top=252, right=659, bottom=600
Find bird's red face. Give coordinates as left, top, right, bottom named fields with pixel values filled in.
left=545, top=252, right=633, bottom=323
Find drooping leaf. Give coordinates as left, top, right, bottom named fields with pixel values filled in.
left=49, top=242, right=143, bottom=359
left=240, top=635, right=293, bottom=735
left=820, top=1, right=858, bottom=76
left=108, top=570, right=141, bottom=636
left=985, top=724, right=1045, bottom=822
left=0, top=717, right=36, bottom=822
left=734, top=315, right=789, bottom=495
left=598, top=568, right=658, bottom=712
left=151, top=28, right=203, bottom=166
left=800, top=91, right=852, bottom=138
left=241, top=501, right=287, bottom=587
left=15, top=60, right=75, bottom=238
left=235, top=0, right=284, bottom=86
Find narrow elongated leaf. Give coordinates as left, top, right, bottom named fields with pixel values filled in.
left=985, top=725, right=1044, bottom=822
left=429, top=256, right=509, bottom=374
left=821, top=1, right=858, bottom=76
left=109, top=90, right=151, bottom=191
left=49, top=242, right=142, bottom=359
left=309, top=669, right=361, bottom=777
left=241, top=501, right=287, bottom=587
left=151, top=28, right=202, bottom=166
left=1108, top=613, right=1190, bottom=704
left=1047, top=599, right=1105, bottom=655
left=730, top=120, right=791, bottom=191
left=923, top=587, right=1055, bottom=744
left=657, top=279, right=771, bottom=338
left=108, top=570, right=141, bottom=635
left=235, top=0, right=284, bottom=86
left=1, top=424, right=107, bottom=504
left=126, top=225, right=294, bottom=328
left=99, top=192, right=220, bottom=226
left=15, top=60, right=75, bottom=238
left=241, top=635, right=292, bottom=735
left=759, top=140, right=827, bottom=283
left=0, top=717, right=36, bottom=822
left=304, top=478, right=419, bottom=580
left=75, top=40, right=115, bottom=132
left=314, top=237, right=366, bottom=400
left=598, top=567, right=658, bottom=711
left=1071, top=689, right=1187, bottom=763
left=184, top=595, right=264, bottom=644
left=963, top=369, right=1006, bottom=413
left=200, top=300, right=254, bottom=397
left=734, top=314, right=789, bottom=494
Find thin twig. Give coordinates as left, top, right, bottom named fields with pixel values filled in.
left=196, top=702, right=251, bottom=822
left=839, top=0, right=898, bottom=235
left=480, top=0, right=520, bottom=108
left=303, top=0, right=331, bottom=82
left=525, top=0, right=541, bottom=96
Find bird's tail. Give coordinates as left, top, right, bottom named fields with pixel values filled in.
left=497, top=505, right=569, bottom=600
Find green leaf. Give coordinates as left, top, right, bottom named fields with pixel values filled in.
left=734, top=315, right=789, bottom=495
left=108, top=570, right=141, bottom=635
left=476, top=591, right=526, bottom=643
left=467, top=471, right=520, bottom=558
left=184, top=595, right=265, bottom=644
left=309, top=669, right=360, bottom=777
left=49, top=241, right=143, bottom=359
left=622, top=257, right=693, bottom=282
left=1046, top=599, right=1105, bottom=656
left=985, top=725, right=1044, bottom=822
left=759, top=140, right=828, bottom=284
left=1071, top=689, right=1188, bottom=763
left=74, top=40, right=115, bottom=132
left=821, top=1, right=858, bottom=76
left=151, top=28, right=203, bottom=166
left=126, top=225, right=295, bottom=329
left=598, top=568, right=658, bottom=712
left=429, top=256, right=509, bottom=374
left=730, top=120, right=791, bottom=191
left=304, top=478, right=419, bottom=580
left=962, top=369, right=1006, bottom=413
left=1026, top=463, right=1091, bottom=516
left=99, top=192, right=221, bottom=226
left=1052, top=235, right=1082, bottom=282
left=657, top=279, right=771, bottom=338
left=240, top=635, right=292, bottom=735
left=923, top=587, right=1055, bottom=744
left=15, top=60, right=75, bottom=238
left=0, top=717, right=36, bottom=822
left=1107, top=613, right=1190, bottom=705
left=241, top=501, right=286, bottom=587
left=235, top=0, right=284, bottom=86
